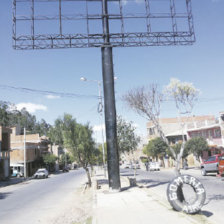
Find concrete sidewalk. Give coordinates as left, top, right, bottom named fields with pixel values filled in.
left=92, top=170, right=212, bottom=224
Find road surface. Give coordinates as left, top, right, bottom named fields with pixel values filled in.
left=121, top=167, right=224, bottom=224
left=0, top=169, right=87, bottom=224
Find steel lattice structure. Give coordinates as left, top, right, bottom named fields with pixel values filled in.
left=12, top=0, right=196, bottom=190
left=13, top=0, right=195, bottom=50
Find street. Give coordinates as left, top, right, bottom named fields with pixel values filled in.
left=1, top=167, right=223, bottom=224
left=121, top=167, right=224, bottom=224
left=0, top=169, right=88, bottom=224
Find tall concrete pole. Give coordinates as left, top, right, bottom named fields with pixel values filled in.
left=24, top=127, right=26, bottom=178
left=101, top=0, right=120, bottom=191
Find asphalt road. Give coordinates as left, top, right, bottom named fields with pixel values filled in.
left=121, top=167, right=224, bottom=224
left=0, top=169, right=86, bottom=224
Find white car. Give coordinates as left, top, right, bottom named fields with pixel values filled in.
left=120, top=163, right=132, bottom=169
left=34, top=168, right=49, bottom=179
left=149, top=162, right=160, bottom=171
left=132, top=163, right=140, bottom=169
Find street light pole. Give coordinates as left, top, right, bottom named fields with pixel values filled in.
left=80, top=77, right=106, bottom=177
left=97, top=81, right=106, bottom=177
left=24, top=127, right=26, bottom=179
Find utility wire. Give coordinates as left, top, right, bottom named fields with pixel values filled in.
left=1, top=84, right=223, bottom=103
left=0, top=84, right=98, bottom=99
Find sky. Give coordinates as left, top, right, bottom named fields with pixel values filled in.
left=0, top=0, right=224, bottom=143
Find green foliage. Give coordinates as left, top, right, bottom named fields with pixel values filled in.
left=48, top=118, right=64, bottom=145
left=33, top=119, right=51, bottom=136
left=59, top=153, right=73, bottom=166
left=50, top=114, right=97, bottom=168
left=184, top=137, right=209, bottom=159
left=0, top=101, right=51, bottom=135
left=97, top=143, right=107, bottom=164
left=117, top=116, right=141, bottom=154
left=167, top=142, right=189, bottom=159
left=0, top=101, right=10, bottom=126
left=140, top=157, right=148, bottom=164
left=43, top=154, right=57, bottom=165
left=144, top=137, right=169, bottom=158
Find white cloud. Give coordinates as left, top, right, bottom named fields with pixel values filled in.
left=46, top=94, right=60, bottom=99
left=16, top=103, right=47, bottom=113
left=93, top=124, right=105, bottom=132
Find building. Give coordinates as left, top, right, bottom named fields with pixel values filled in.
left=146, top=115, right=223, bottom=167
left=10, top=127, right=50, bottom=177
left=147, top=115, right=216, bottom=144
left=49, top=144, right=64, bottom=171
left=0, top=126, right=12, bottom=180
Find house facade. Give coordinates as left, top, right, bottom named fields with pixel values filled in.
left=147, top=115, right=216, bottom=144
left=10, top=127, right=50, bottom=177
left=0, top=126, right=12, bottom=180
left=146, top=114, right=224, bottom=167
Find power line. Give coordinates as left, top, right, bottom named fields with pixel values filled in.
left=0, top=84, right=98, bottom=99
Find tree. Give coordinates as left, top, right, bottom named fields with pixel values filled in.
left=34, top=119, right=51, bottom=136
left=48, top=117, right=65, bottom=145
left=117, top=116, right=141, bottom=155
left=0, top=101, right=51, bottom=135
left=97, top=143, right=107, bottom=165
left=0, top=101, right=10, bottom=126
left=59, top=152, right=73, bottom=168
left=43, top=154, right=57, bottom=171
left=143, top=137, right=169, bottom=160
left=166, top=142, right=190, bottom=160
left=164, top=78, right=199, bottom=173
left=123, top=79, right=199, bottom=176
left=50, top=114, right=97, bottom=187
left=184, top=137, right=209, bottom=162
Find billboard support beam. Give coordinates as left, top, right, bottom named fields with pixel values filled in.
left=101, top=0, right=120, bottom=191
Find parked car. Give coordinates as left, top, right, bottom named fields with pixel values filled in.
left=201, top=154, right=224, bottom=176
left=132, top=163, right=140, bottom=169
left=149, top=162, right=160, bottom=171
left=33, top=168, right=49, bottom=179
left=120, top=163, right=132, bottom=169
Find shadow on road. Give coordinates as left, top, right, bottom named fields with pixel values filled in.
left=121, top=173, right=139, bottom=177
left=0, top=192, right=12, bottom=200
left=200, top=210, right=213, bottom=218
left=137, top=179, right=169, bottom=188
left=97, top=179, right=109, bottom=185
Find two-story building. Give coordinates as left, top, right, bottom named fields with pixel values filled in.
left=146, top=115, right=223, bottom=167
left=10, top=127, right=50, bottom=177
left=0, top=126, right=12, bottom=180
left=147, top=115, right=216, bottom=144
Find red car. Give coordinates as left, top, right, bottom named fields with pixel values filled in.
left=201, top=154, right=224, bottom=176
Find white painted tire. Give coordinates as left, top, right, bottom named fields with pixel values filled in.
left=167, top=175, right=206, bottom=214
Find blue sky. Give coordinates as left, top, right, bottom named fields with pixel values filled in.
left=0, top=0, right=224, bottom=142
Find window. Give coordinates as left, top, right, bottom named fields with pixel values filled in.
left=214, top=129, right=221, bottom=138
left=202, top=130, right=207, bottom=138
left=208, top=129, right=213, bottom=138
left=148, top=127, right=155, bottom=135
left=207, top=156, right=215, bottom=162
